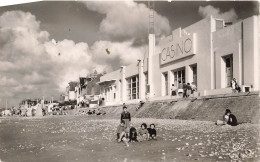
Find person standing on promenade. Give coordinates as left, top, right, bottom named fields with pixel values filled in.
left=171, top=84, right=177, bottom=97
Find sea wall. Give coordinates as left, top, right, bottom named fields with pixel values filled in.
left=101, top=92, right=260, bottom=124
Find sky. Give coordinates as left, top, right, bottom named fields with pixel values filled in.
left=0, top=1, right=258, bottom=107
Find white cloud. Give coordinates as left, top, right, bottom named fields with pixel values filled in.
left=0, top=61, right=15, bottom=71
left=0, top=10, right=49, bottom=58
left=0, top=76, right=19, bottom=87
left=90, top=40, right=146, bottom=66
left=198, top=5, right=238, bottom=22
left=83, top=1, right=171, bottom=43
left=0, top=10, right=106, bottom=106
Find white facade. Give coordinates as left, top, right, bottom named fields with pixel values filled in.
left=98, top=15, right=260, bottom=106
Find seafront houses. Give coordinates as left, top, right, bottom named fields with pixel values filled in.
left=98, top=15, right=260, bottom=106
left=72, top=71, right=103, bottom=107
left=65, top=81, right=78, bottom=101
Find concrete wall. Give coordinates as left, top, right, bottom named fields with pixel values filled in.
left=243, top=16, right=259, bottom=91
left=125, top=63, right=139, bottom=78
left=213, top=20, right=242, bottom=88
left=213, top=16, right=259, bottom=91
left=101, top=92, right=260, bottom=124
left=100, top=69, right=120, bottom=82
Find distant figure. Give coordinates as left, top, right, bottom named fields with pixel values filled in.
left=231, top=78, right=237, bottom=93
left=186, top=83, right=192, bottom=98
left=147, top=124, right=157, bottom=140
left=87, top=110, right=92, bottom=115
left=178, top=81, right=184, bottom=97
left=136, top=101, right=145, bottom=111
left=171, top=84, right=177, bottom=97
left=183, top=82, right=188, bottom=98
left=191, top=82, right=197, bottom=94
left=121, top=106, right=131, bottom=138
left=233, top=78, right=241, bottom=93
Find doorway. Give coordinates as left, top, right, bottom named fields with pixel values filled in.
left=224, top=55, right=233, bottom=87
left=162, top=72, right=168, bottom=96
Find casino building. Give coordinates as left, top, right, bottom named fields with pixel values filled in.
left=97, top=15, right=260, bottom=106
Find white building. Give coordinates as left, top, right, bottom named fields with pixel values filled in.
left=98, top=16, right=260, bottom=106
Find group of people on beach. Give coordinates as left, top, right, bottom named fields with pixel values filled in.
left=116, top=105, right=157, bottom=147
left=171, top=81, right=197, bottom=98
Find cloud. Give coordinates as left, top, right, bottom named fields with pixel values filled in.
left=90, top=40, right=146, bottom=69
left=0, top=10, right=107, bottom=106
left=0, top=10, right=146, bottom=106
left=198, top=5, right=238, bottom=22
left=0, top=76, right=19, bottom=87
left=83, top=1, right=171, bottom=44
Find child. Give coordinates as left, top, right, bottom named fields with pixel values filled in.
left=121, top=106, right=131, bottom=138
left=129, top=127, right=138, bottom=142
left=138, top=123, right=150, bottom=142
left=116, top=120, right=129, bottom=147
left=147, top=124, right=157, bottom=140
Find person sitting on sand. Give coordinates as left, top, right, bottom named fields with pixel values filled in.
left=147, top=124, right=157, bottom=140
left=96, top=109, right=102, bottom=115
left=87, top=110, right=92, bottom=115
left=116, top=120, right=129, bottom=147
left=129, top=126, right=138, bottom=142
left=216, top=109, right=238, bottom=126
left=225, top=109, right=238, bottom=126
left=138, top=123, right=150, bottom=141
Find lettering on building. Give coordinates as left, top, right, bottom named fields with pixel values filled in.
left=160, top=34, right=196, bottom=65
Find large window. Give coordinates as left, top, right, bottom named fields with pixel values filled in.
left=127, top=76, right=139, bottom=100
left=173, top=68, right=185, bottom=87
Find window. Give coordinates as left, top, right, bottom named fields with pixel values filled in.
left=127, top=76, right=139, bottom=100
left=173, top=68, right=185, bottom=87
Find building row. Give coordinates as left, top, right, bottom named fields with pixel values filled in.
left=98, top=15, right=260, bottom=106
left=60, top=71, right=104, bottom=107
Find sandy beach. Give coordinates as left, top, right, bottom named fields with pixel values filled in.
left=0, top=116, right=259, bottom=162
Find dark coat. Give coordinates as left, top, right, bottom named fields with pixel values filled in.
left=227, top=114, right=238, bottom=126
left=121, top=111, right=131, bottom=121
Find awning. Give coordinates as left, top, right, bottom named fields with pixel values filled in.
left=96, top=79, right=116, bottom=85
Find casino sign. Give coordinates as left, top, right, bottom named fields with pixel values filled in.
left=160, top=33, right=196, bottom=65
